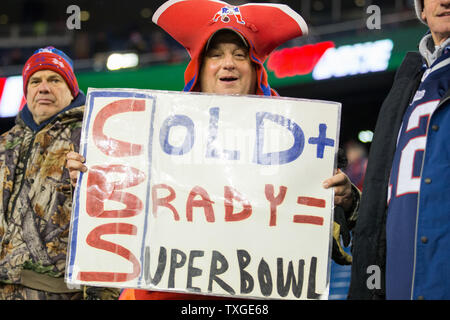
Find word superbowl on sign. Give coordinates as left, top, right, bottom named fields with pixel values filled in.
left=66, top=88, right=341, bottom=300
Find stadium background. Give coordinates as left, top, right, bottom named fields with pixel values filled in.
left=0, top=0, right=427, bottom=299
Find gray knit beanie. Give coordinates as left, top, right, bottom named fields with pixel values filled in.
left=414, top=0, right=427, bottom=25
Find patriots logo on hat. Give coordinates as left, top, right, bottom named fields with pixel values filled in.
left=212, top=6, right=245, bottom=24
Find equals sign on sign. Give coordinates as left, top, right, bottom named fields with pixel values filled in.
left=293, top=196, right=326, bottom=226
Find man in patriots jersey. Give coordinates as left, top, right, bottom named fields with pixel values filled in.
left=345, top=0, right=450, bottom=299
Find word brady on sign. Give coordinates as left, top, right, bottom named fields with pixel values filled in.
left=66, top=88, right=341, bottom=300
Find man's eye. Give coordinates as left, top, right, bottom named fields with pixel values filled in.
left=208, top=49, right=222, bottom=56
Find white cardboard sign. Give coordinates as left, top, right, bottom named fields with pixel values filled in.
left=66, top=88, right=341, bottom=300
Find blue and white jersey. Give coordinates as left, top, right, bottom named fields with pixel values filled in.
left=385, top=47, right=450, bottom=300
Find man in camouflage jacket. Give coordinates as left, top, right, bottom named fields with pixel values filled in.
left=0, top=47, right=119, bottom=300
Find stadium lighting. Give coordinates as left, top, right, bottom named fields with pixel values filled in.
left=358, top=130, right=374, bottom=143
left=0, top=76, right=25, bottom=118
left=312, top=39, right=394, bottom=80
left=80, top=11, right=90, bottom=22
left=106, top=53, right=139, bottom=71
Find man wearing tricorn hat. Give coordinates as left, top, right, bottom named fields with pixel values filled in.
left=344, top=0, right=450, bottom=299
left=151, top=0, right=308, bottom=97
left=67, top=0, right=357, bottom=300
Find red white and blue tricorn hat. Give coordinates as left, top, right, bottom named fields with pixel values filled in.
left=152, top=0, right=308, bottom=96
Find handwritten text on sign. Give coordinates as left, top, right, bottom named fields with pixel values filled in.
left=66, top=89, right=341, bottom=300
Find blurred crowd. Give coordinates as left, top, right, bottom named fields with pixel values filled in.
left=0, top=0, right=418, bottom=72
left=0, top=28, right=185, bottom=70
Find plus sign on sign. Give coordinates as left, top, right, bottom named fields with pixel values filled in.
left=67, top=88, right=341, bottom=300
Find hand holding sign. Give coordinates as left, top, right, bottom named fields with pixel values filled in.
left=67, top=151, right=86, bottom=186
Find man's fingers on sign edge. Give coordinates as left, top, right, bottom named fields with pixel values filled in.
left=66, top=159, right=87, bottom=172
left=323, top=172, right=346, bottom=189
left=67, top=151, right=85, bottom=162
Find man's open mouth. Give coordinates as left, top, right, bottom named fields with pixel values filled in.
left=220, top=76, right=238, bottom=82
left=438, top=12, right=450, bottom=17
